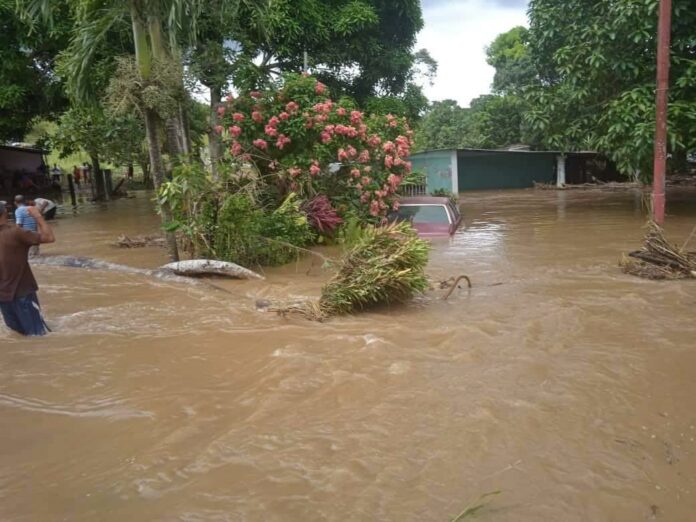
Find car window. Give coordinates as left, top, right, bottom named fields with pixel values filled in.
left=397, top=205, right=450, bottom=224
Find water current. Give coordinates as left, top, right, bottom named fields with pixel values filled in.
left=1, top=188, right=696, bottom=521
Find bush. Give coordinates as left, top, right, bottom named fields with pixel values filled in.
left=159, top=165, right=314, bottom=267
left=217, top=73, right=415, bottom=221
left=273, top=221, right=431, bottom=320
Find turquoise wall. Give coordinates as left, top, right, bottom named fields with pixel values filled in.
left=457, top=151, right=556, bottom=190
left=410, top=150, right=454, bottom=192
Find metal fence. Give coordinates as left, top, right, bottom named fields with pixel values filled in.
left=398, top=183, right=427, bottom=197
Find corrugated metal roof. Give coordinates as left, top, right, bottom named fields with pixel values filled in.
left=411, top=148, right=597, bottom=156
left=0, top=144, right=49, bottom=154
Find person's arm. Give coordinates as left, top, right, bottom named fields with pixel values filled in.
left=26, top=206, right=55, bottom=244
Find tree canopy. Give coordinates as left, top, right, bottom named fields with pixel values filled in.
left=0, top=0, right=71, bottom=141
left=525, top=0, right=696, bottom=175
left=226, top=0, right=427, bottom=102
left=485, top=26, right=535, bottom=95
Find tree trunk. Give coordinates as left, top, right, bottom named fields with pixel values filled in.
left=140, top=160, right=153, bottom=188
left=145, top=107, right=179, bottom=261
left=165, top=117, right=184, bottom=157
left=91, top=154, right=106, bottom=200
left=180, top=103, right=192, bottom=156
left=209, top=86, right=222, bottom=179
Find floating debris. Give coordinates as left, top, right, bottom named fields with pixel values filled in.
left=115, top=234, right=165, bottom=248
left=620, top=222, right=696, bottom=280
left=269, top=222, right=430, bottom=320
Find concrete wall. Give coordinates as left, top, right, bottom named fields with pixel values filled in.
left=410, top=150, right=457, bottom=193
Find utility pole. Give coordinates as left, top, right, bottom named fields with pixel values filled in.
left=652, top=0, right=672, bottom=225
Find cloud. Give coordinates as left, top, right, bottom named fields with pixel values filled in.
left=417, top=0, right=529, bottom=107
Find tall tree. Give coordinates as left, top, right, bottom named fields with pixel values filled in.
left=485, top=26, right=536, bottom=95
left=525, top=0, right=696, bottom=176
left=414, top=100, right=471, bottom=151
left=19, top=0, right=208, bottom=260
left=187, top=0, right=265, bottom=178
left=229, top=0, right=425, bottom=101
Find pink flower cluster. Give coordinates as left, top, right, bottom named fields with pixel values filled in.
left=253, top=138, right=268, bottom=150
left=218, top=75, right=415, bottom=219
left=275, top=134, right=291, bottom=150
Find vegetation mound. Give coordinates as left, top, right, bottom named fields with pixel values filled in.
left=271, top=222, right=430, bottom=321
left=621, top=222, right=696, bottom=280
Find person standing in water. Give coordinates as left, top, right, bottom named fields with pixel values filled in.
left=14, top=195, right=39, bottom=257
left=73, top=165, right=81, bottom=189
left=34, top=197, right=57, bottom=220
left=0, top=200, right=55, bottom=336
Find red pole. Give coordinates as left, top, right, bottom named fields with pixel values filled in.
left=652, top=0, right=672, bottom=225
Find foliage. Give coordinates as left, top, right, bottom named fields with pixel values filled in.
left=159, top=163, right=315, bottom=266
left=0, top=0, right=70, bottom=141
left=50, top=106, right=143, bottom=165
left=218, top=73, right=415, bottom=220
left=468, top=94, right=527, bottom=148
left=486, top=26, right=535, bottom=95
left=414, top=100, right=470, bottom=151
left=365, top=83, right=430, bottom=122
left=335, top=212, right=369, bottom=247
left=415, top=96, right=527, bottom=151
left=525, top=0, right=696, bottom=176
left=317, top=221, right=430, bottom=317
left=430, top=188, right=458, bottom=204
left=228, top=0, right=426, bottom=103
left=303, top=195, right=343, bottom=234
left=106, top=56, right=186, bottom=121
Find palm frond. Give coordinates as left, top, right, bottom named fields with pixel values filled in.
left=15, top=0, right=54, bottom=31
left=62, top=3, right=127, bottom=102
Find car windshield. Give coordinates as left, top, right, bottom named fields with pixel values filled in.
left=397, top=205, right=450, bottom=224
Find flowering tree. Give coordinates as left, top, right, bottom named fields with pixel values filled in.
left=217, top=74, right=414, bottom=218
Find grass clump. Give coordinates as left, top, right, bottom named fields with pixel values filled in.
left=272, top=221, right=430, bottom=320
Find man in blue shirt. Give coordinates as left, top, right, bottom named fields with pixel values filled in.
left=14, top=195, right=39, bottom=256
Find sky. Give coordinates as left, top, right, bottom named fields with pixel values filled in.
left=416, top=0, right=529, bottom=107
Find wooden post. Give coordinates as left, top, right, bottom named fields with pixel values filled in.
left=103, top=170, right=112, bottom=201
left=652, top=0, right=672, bottom=224
left=556, top=154, right=567, bottom=187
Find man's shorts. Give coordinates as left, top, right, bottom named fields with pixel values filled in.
left=0, top=293, right=49, bottom=336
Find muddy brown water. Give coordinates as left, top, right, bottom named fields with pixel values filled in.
left=1, top=188, right=696, bottom=521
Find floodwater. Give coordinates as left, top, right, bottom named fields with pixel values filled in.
left=1, top=188, right=696, bottom=521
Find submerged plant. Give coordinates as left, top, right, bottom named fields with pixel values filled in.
left=303, top=195, right=343, bottom=234
left=271, top=221, right=430, bottom=320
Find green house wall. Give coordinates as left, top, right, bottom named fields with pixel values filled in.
left=410, top=150, right=455, bottom=193
left=457, top=151, right=556, bottom=190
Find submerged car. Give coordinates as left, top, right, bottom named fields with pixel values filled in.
left=391, top=196, right=462, bottom=237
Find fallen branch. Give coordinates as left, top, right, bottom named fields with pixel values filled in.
left=440, top=275, right=472, bottom=300
left=620, top=221, right=696, bottom=280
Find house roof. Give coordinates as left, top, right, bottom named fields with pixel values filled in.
left=0, top=144, right=49, bottom=155
left=411, top=147, right=598, bottom=156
